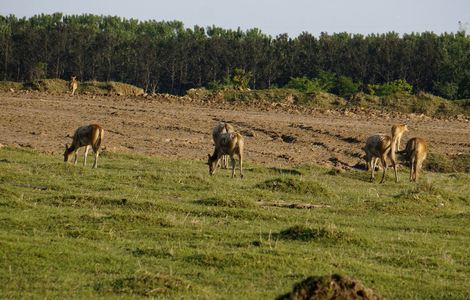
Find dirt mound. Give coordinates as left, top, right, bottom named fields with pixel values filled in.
left=0, top=81, right=24, bottom=92
left=108, top=81, right=144, bottom=96
left=25, top=79, right=69, bottom=93
left=256, top=178, right=332, bottom=197
left=80, top=81, right=144, bottom=96
left=1, top=79, right=144, bottom=96
left=424, top=153, right=470, bottom=173
left=277, top=274, right=384, bottom=300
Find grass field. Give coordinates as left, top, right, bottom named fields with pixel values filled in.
left=0, top=147, right=469, bottom=299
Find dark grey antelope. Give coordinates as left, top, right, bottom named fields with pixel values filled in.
left=64, top=124, right=104, bottom=168
left=212, top=122, right=235, bottom=169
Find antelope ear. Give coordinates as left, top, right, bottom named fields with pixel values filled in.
left=65, top=143, right=69, bottom=150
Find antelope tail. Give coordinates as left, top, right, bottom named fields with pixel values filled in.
left=93, top=127, right=104, bottom=150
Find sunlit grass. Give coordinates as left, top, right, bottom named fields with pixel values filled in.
left=0, top=147, right=469, bottom=299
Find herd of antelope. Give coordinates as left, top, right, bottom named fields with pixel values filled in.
left=64, top=77, right=428, bottom=182
left=364, top=123, right=428, bottom=183
left=63, top=120, right=428, bottom=183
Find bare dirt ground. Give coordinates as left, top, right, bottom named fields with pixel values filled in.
left=0, top=92, right=469, bottom=169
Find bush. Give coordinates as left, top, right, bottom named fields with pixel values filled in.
left=315, top=70, right=336, bottom=92
left=333, top=76, right=360, bottom=98
left=207, top=68, right=252, bottom=91
left=368, top=79, right=413, bottom=96
left=433, top=81, right=459, bottom=100
left=285, top=76, right=324, bottom=93
left=232, top=68, right=252, bottom=90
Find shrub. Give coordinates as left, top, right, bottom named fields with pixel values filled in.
left=207, top=68, right=252, bottom=91
left=368, top=79, right=413, bottom=96
left=433, top=81, right=459, bottom=100
left=315, top=70, right=337, bottom=92
left=333, top=76, right=360, bottom=98
left=285, top=76, right=324, bottom=93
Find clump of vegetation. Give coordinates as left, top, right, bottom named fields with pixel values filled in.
left=285, top=71, right=359, bottom=98
left=425, top=153, right=470, bottom=173
left=367, top=79, right=413, bottom=96
left=396, top=180, right=451, bottom=203
left=332, top=75, right=361, bottom=98
left=277, top=225, right=346, bottom=242
left=208, top=68, right=253, bottom=91
left=95, top=270, right=184, bottom=296
left=285, top=76, right=325, bottom=93
left=433, top=81, right=459, bottom=100
left=256, top=177, right=332, bottom=196
left=277, top=273, right=384, bottom=300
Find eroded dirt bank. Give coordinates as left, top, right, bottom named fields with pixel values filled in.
left=0, top=92, right=469, bottom=169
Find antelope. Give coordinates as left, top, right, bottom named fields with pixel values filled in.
left=402, top=137, right=428, bottom=182
left=64, top=124, right=104, bottom=168
left=391, top=124, right=409, bottom=152
left=69, top=76, right=78, bottom=95
left=208, top=131, right=244, bottom=178
left=212, top=122, right=235, bottom=169
left=364, top=133, right=398, bottom=183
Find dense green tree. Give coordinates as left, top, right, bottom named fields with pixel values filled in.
left=0, top=13, right=469, bottom=98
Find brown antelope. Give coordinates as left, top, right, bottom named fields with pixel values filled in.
left=391, top=124, right=409, bottom=152
left=64, top=124, right=104, bottom=168
left=364, top=133, right=398, bottom=183
left=69, top=76, right=78, bottom=95
left=403, top=137, right=428, bottom=182
left=208, top=131, right=244, bottom=178
left=212, top=122, right=235, bottom=168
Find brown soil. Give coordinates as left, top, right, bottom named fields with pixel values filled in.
left=276, top=274, right=384, bottom=300
left=0, top=92, right=469, bottom=168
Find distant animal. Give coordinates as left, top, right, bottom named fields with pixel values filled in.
left=402, top=137, right=428, bottom=182
left=212, top=122, right=235, bottom=169
left=364, top=133, right=398, bottom=183
left=64, top=124, right=104, bottom=168
left=208, top=131, right=244, bottom=178
left=391, top=124, right=409, bottom=152
left=69, top=76, right=78, bottom=95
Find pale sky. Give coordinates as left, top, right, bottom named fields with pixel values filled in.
left=1, top=0, right=469, bottom=37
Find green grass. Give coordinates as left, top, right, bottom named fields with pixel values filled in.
left=0, top=147, right=469, bottom=299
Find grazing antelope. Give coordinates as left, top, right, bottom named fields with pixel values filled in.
left=403, top=137, right=428, bottom=182
left=212, top=122, right=235, bottom=169
left=364, top=133, right=398, bottom=183
left=391, top=124, right=409, bottom=152
left=208, top=131, right=244, bottom=178
left=64, top=124, right=104, bottom=168
left=69, top=76, right=78, bottom=95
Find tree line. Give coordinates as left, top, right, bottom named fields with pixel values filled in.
left=0, top=13, right=469, bottom=98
